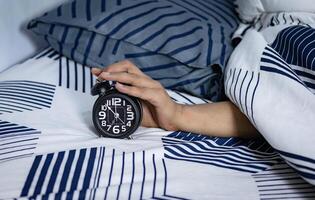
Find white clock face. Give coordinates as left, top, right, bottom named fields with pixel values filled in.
left=94, top=93, right=140, bottom=137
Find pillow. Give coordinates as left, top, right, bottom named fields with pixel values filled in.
left=235, top=0, right=315, bottom=22
left=27, top=0, right=239, bottom=101
left=224, top=26, right=315, bottom=185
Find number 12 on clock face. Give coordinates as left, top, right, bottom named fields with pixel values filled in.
left=105, top=98, right=127, bottom=106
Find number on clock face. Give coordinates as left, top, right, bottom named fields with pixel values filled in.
left=98, top=97, right=136, bottom=135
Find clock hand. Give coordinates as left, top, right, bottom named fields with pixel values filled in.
left=107, top=105, right=116, bottom=115
left=107, top=106, right=125, bottom=124
left=117, top=117, right=125, bottom=124
left=111, top=118, right=116, bottom=126
left=114, top=104, right=117, bottom=123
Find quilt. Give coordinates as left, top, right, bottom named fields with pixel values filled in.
left=0, top=50, right=314, bottom=199
left=225, top=25, right=315, bottom=187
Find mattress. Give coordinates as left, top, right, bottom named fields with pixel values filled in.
left=0, top=49, right=314, bottom=199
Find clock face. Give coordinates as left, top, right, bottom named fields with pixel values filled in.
left=93, top=92, right=142, bottom=138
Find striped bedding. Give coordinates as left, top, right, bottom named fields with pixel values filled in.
left=0, top=50, right=314, bottom=199
left=225, top=25, right=315, bottom=186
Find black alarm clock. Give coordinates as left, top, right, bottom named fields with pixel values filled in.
left=91, top=80, right=142, bottom=138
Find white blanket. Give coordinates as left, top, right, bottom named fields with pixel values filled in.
left=0, top=50, right=314, bottom=199
left=225, top=26, right=315, bottom=186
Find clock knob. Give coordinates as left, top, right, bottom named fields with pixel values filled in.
left=91, top=80, right=111, bottom=96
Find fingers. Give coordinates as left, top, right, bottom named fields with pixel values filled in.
left=91, top=68, right=103, bottom=76
left=92, top=60, right=147, bottom=77
left=115, top=83, right=164, bottom=106
left=99, top=71, right=161, bottom=89
left=106, top=60, right=145, bottom=75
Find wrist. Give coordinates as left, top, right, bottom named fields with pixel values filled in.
left=172, top=103, right=185, bottom=131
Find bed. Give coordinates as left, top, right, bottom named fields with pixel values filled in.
left=0, top=49, right=314, bottom=199
left=1, top=0, right=315, bottom=199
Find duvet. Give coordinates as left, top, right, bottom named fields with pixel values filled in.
left=225, top=25, right=315, bottom=187
left=0, top=50, right=314, bottom=199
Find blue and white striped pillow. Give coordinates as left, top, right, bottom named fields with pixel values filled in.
left=28, top=0, right=239, bottom=101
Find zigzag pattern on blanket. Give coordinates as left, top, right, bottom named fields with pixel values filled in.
left=20, top=147, right=185, bottom=199
left=0, top=80, right=56, bottom=114
left=0, top=121, right=41, bottom=162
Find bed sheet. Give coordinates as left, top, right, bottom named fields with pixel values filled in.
left=0, top=49, right=314, bottom=200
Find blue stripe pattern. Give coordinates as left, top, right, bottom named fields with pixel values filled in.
left=0, top=121, right=40, bottom=162
left=252, top=163, right=315, bottom=199
left=0, top=80, right=56, bottom=114
left=276, top=149, right=315, bottom=184
left=270, top=25, right=315, bottom=92
left=58, top=56, right=96, bottom=93
left=28, top=0, right=239, bottom=101
left=20, top=147, right=186, bottom=199
left=225, top=25, right=315, bottom=185
left=224, top=68, right=261, bottom=126
left=162, top=90, right=278, bottom=173
left=163, top=131, right=281, bottom=173
left=271, top=26, right=311, bottom=68
left=260, top=43, right=314, bottom=94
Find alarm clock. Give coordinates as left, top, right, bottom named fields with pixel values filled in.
left=91, top=80, right=142, bottom=138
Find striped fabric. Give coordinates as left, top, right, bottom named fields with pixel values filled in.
left=1, top=49, right=315, bottom=199
left=20, top=147, right=185, bottom=199
left=252, top=162, right=315, bottom=199
left=28, top=0, right=239, bottom=101
left=163, top=88, right=280, bottom=174
left=35, top=48, right=61, bottom=61
left=225, top=26, right=315, bottom=185
left=57, top=55, right=97, bottom=93
left=0, top=80, right=56, bottom=114
left=163, top=131, right=281, bottom=173
left=270, top=26, right=315, bottom=73
left=0, top=121, right=41, bottom=162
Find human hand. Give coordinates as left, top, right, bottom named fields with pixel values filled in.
left=91, top=60, right=183, bottom=131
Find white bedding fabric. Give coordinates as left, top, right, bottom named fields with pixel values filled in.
left=235, top=0, right=315, bottom=22
left=225, top=26, right=315, bottom=186
left=0, top=50, right=314, bottom=199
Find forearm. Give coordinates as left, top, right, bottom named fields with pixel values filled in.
left=174, top=101, right=259, bottom=138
